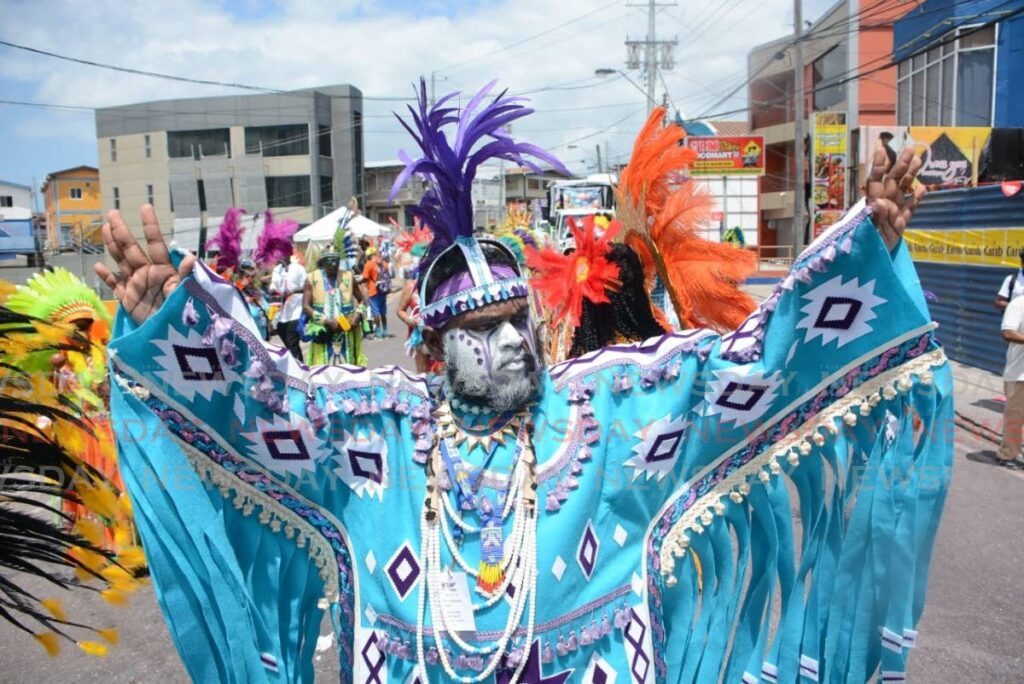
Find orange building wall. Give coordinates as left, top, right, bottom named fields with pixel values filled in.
left=43, top=168, right=102, bottom=250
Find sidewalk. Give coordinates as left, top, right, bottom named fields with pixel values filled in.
left=949, top=357, right=1007, bottom=454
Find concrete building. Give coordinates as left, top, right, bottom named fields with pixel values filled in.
left=503, top=167, right=574, bottom=211
left=679, top=119, right=761, bottom=246
left=363, top=161, right=422, bottom=227
left=747, top=0, right=914, bottom=249
left=0, top=180, right=33, bottom=219
left=893, top=0, right=1024, bottom=128
left=40, top=166, right=102, bottom=251
left=95, top=85, right=363, bottom=250
left=364, top=162, right=505, bottom=231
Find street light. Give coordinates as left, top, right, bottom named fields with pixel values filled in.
left=594, top=68, right=657, bottom=109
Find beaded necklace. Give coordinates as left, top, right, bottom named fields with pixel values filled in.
left=416, top=402, right=539, bottom=683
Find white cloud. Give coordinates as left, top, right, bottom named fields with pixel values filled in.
left=3, top=0, right=821, bottom=175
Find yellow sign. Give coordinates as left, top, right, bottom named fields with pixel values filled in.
left=903, top=227, right=1024, bottom=268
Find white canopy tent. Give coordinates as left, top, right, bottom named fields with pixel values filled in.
left=292, top=207, right=390, bottom=245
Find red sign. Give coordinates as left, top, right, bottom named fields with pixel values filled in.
left=685, top=136, right=765, bottom=177
left=1002, top=181, right=1022, bottom=197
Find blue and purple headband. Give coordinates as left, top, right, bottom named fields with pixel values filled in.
left=388, top=78, right=569, bottom=330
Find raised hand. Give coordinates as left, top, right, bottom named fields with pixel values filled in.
left=94, top=205, right=196, bottom=325
left=866, top=144, right=928, bottom=250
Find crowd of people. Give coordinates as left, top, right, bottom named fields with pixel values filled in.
left=205, top=210, right=399, bottom=368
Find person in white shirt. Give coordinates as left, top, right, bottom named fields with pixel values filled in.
left=270, top=255, right=307, bottom=361
left=994, top=253, right=1024, bottom=310
left=998, top=295, right=1024, bottom=467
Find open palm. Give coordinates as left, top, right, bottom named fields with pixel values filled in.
left=94, top=205, right=196, bottom=325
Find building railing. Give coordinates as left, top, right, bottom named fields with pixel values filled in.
left=755, top=244, right=794, bottom=271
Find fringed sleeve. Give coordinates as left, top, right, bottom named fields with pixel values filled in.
left=549, top=200, right=952, bottom=682
left=108, top=259, right=431, bottom=682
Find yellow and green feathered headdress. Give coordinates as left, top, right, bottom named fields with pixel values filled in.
left=5, top=268, right=112, bottom=330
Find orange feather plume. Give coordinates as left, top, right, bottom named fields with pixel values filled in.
left=617, top=107, right=757, bottom=332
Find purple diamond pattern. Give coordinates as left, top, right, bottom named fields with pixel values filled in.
left=348, top=449, right=384, bottom=483
left=577, top=522, right=600, bottom=580
left=593, top=664, right=609, bottom=684
left=714, top=382, right=767, bottom=412
left=813, top=296, right=862, bottom=330
left=386, top=543, right=421, bottom=601
left=262, top=429, right=311, bottom=462
left=173, top=345, right=225, bottom=382
left=624, top=609, right=650, bottom=683
left=645, top=430, right=683, bottom=463
left=360, top=631, right=386, bottom=684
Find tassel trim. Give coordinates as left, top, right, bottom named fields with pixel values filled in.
left=657, top=349, right=946, bottom=581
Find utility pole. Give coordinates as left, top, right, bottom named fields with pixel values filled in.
left=793, top=0, right=806, bottom=253
left=595, top=144, right=603, bottom=174
left=430, top=71, right=436, bottom=107
left=626, top=1, right=677, bottom=113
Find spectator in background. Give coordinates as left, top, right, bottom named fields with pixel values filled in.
left=270, top=255, right=306, bottom=360
left=998, top=294, right=1024, bottom=468
left=361, top=247, right=391, bottom=338
left=995, top=252, right=1024, bottom=310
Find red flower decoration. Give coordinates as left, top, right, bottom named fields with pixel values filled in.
left=526, top=216, right=622, bottom=326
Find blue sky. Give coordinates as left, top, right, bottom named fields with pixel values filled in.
left=1, top=0, right=840, bottom=197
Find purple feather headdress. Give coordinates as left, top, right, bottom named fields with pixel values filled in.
left=206, top=207, right=246, bottom=272
left=389, top=78, right=570, bottom=268
left=253, top=210, right=298, bottom=268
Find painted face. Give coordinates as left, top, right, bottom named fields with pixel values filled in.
left=442, top=299, right=541, bottom=412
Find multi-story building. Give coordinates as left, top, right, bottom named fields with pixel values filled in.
left=364, top=162, right=505, bottom=231
left=95, top=85, right=363, bottom=251
left=363, top=161, right=422, bottom=227
left=680, top=119, right=761, bottom=247
left=40, top=166, right=102, bottom=251
left=893, top=0, right=1024, bottom=128
left=503, top=167, right=574, bottom=211
left=747, top=0, right=915, bottom=249
left=0, top=180, right=33, bottom=219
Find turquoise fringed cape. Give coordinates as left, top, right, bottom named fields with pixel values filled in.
left=109, top=201, right=953, bottom=683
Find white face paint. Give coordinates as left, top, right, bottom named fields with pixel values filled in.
left=442, top=303, right=541, bottom=412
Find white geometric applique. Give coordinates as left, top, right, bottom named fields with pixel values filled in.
left=704, top=366, right=783, bottom=428
left=333, top=429, right=389, bottom=500
left=384, top=542, right=421, bottom=602
left=355, top=627, right=389, bottom=684
left=584, top=652, right=619, bottom=684
left=613, top=524, right=628, bottom=547
left=631, top=572, right=644, bottom=598
left=796, top=275, right=887, bottom=348
left=625, top=414, right=688, bottom=482
left=551, top=555, right=567, bottom=581
left=720, top=312, right=761, bottom=358
left=364, top=603, right=378, bottom=625
left=403, top=671, right=426, bottom=684
left=576, top=521, right=600, bottom=580
left=622, top=602, right=655, bottom=684
left=151, top=327, right=242, bottom=403
left=365, top=550, right=377, bottom=574
left=240, top=412, right=328, bottom=477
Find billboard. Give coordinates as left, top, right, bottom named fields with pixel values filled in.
left=903, top=227, right=1024, bottom=269
left=857, top=126, right=993, bottom=190
left=685, top=136, right=765, bottom=176
left=812, top=112, right=848, bottom=239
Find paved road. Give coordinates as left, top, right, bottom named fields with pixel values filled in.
left=0, top=287, right=1021, bottom=681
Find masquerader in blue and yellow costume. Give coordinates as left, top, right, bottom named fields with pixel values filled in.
left=99, top=79, right=948, bottom=683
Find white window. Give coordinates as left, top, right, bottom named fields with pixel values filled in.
left=110, top=138, right=118, bottom=162
left=896, top=24, right=996, bottom=126
left=113, top=187, right=120, bottom=210
left=69, top=187, right=83, bottom=200
left=147, top=184, right=154, bottom=205
left=0, top=195, right=12, bottom=208
left=144, top=134, right=151, bottom=159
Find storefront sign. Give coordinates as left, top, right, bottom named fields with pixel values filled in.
left=812, top=112, right=848, bottom=238
left=685, top=136, right=765, bottom=176
left=903, top=227, right=1024, bottom=268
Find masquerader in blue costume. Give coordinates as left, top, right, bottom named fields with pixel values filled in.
left=96, top=79, right=949, bottom=684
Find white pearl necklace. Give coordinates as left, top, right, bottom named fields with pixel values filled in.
left=415, top=415, right=539, bottom=683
